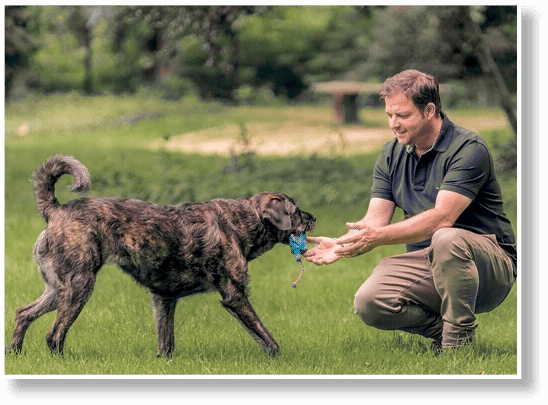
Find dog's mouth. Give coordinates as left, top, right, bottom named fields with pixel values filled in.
left=292, top=221, right=315, bottom=235
left=288, top=232, right=309, bottom=256
left=287, top=223, right=315, bottom=248
left=284, top=211, right=315, bottom=246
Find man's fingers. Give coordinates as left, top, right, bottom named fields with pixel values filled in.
left=334, top=245, right=351, bottom=256
left=303, top=254, right=322, bottom=265
left=335, top=234, right=358, bottom=245
left=306, top=236, right=323, bottom=244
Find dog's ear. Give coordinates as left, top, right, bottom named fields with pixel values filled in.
left=263, top=196, right=295, bottom=231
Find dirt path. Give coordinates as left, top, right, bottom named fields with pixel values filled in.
left=150, top=112, right=508, bottom=157
left=153, top=122, right=395, bottom=156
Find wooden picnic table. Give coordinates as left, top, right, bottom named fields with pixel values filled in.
left=312, top=81, right=382, bottom=124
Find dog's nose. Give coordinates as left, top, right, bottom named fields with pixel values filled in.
left=304, top=213, right=316, bottom=230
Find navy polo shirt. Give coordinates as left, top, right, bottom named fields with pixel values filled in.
left=371, top=115, right=517, bottom=267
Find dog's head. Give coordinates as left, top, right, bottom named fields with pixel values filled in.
left=254, top=192, right=316, bottom=243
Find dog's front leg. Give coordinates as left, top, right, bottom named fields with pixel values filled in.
left=221, top=294, right=280, bottom=358
left=151, top=294, right=178, bottom=358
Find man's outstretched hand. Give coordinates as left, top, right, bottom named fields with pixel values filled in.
left=334, top=222, right=377, bottom=258
left=303, top=236, right=341, bottom=265
left=303, top=226, right=372, bottom=265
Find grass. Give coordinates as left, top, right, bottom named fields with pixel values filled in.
left=3, top=93, right=518, bottom=376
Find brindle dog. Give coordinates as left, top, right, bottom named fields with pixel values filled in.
left=6, top=155, right=315, bottom=358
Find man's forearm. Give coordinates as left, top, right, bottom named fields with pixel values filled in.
left=372, top=207, right=454, bottom=247
left=336, top=191, right=472, bottom=257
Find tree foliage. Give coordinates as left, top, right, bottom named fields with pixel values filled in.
left=4, top=6, right=38, bottom=96
left=6, top=5, right=517, bottom=107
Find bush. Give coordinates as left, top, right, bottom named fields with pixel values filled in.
left=157, top=74, right=198, bottom=100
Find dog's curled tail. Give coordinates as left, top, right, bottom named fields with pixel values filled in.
left=33, top=155, right=91, bottom=222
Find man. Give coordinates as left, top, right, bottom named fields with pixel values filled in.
left=304, top=69, right=517, bottom=354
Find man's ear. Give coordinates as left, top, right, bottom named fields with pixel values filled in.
left=263, top=196, right=294, bottom=230
left=426, top=102, right=436, bottom=118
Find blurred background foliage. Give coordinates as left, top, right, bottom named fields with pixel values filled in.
left=5, top=5, right=517, bottom=167
left=5, top=5, right=516, bottom=103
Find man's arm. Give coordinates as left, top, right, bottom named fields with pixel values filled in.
left=352, top=197, right=396, bottom=228
left=335, top=190, right=472, bottom=258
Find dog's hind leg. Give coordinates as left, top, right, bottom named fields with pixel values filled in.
left=6, top=285, right=58, bottom=354
left=220, top=293, right=281, bottom=358
left=152, top=294, right=178, bottom=358
left=45, top=271, right=96, bottom=354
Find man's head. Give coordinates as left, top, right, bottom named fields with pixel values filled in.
left=380, top=70, right=444, bottom=149
left=380, top=69, right=442, bottom=117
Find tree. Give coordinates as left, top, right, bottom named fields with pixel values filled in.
left=238, top=6, right=336, bottom=99
left=112, top=6, right=257, bottom=99
left=18, top=6, right=117, bottom=95
left=5, top=6, right=38, bottom=98
left=461, top=6, right=517, bottom=135
left=364, top=6, right=516, bottom=88
left=66, top=6, right=104, bottom=94
left=305, top=6, right=376, bottom=84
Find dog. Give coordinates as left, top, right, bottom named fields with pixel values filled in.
left=6, top=155, right=315, bottom=358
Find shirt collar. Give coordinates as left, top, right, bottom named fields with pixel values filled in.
left=432, top=113, right=453, bottom=153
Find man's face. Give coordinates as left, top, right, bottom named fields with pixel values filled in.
left=384, top=93, right=430, bottom=146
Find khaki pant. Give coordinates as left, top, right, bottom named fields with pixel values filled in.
left=353, top=228, right=517, bottom=348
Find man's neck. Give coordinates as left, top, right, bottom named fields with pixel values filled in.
left=419, top=117, right=443, bottom=147
left=414, top=116, right=443, bottom=157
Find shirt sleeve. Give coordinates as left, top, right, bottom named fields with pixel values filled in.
left=370, top=147, right=394, bottom=201
left=439, top=141, right=491, bottom=200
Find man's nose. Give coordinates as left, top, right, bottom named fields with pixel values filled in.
left=389, top=116, right=399, bottom=129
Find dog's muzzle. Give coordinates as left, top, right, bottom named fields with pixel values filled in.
left=292, top=211, right=316, bottom=240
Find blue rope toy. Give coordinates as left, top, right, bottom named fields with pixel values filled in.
left=289, top=233, right=307, bottom=288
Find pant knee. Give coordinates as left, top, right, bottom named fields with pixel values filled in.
left=353, top=257, right=406, bottom=329
left=430, top=228, right=466, bottom=251
left=354, top=283, right=385, bottom=328
left=429, top=228, right=472, bottom=267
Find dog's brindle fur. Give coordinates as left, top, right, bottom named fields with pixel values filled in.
left=6, top=155, right=315, bottom=358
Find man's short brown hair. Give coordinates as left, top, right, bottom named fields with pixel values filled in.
left=380, top=69, right=443, bottom=116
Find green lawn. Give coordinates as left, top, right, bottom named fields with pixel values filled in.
left=4, top=93, right=518, bottom=376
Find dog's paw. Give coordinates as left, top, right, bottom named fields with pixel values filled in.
left=266, top=344, right=281, bottom=358
left=156, top=350, right=174, bottom=359
left=5, top=345, right=23, bottom=355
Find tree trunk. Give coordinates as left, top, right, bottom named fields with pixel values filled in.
left=462, top=6, right=517, bottom=136
left=83, top=28, right=93, bottom=94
